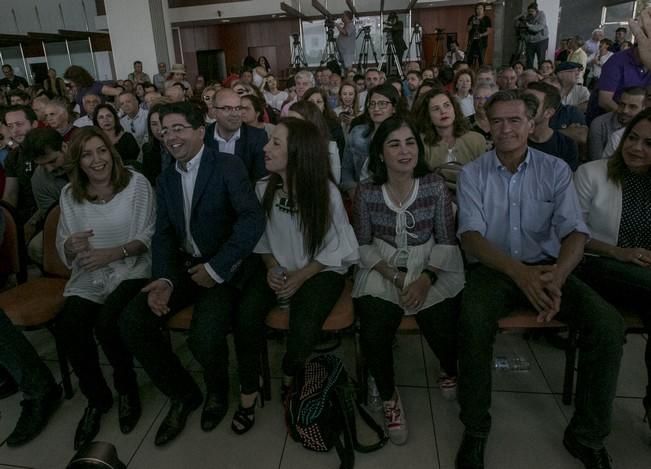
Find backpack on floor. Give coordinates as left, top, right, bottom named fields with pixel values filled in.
left=285, top=354, right=387, bottom=469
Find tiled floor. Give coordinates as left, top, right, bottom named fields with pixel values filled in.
left=0, top=329, right=649, bottom=469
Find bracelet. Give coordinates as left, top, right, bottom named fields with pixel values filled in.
left=392, top=270, right=400, bottom=286
left=121, top=245, right=129, bottom=258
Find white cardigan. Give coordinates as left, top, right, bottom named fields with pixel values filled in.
left=574, top=159, right=622, bottom=245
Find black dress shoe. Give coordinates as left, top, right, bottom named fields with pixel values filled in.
left=6, top=384, right=62, bottom=447
left=563, top=429, right=613, bottom=469
left=74, top=406, right=107, bottom=450
left=563, top=430, right=613, bottom=469
left=155, top=395, right=202, bottom=446
left=201, top=392, right=229, bottom=432
left=455, top=433, right=486, bottom=469
left=118, top=392, right=142, bottom=434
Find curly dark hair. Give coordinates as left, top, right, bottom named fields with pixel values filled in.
left=414, top=88, right=469, bottom=145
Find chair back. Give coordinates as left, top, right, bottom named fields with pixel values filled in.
left=42, top=206, right=71, bottom=279
left=0, top=205, right=20, bottom=276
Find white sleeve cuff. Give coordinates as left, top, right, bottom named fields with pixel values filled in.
left=204, top=263, right=224, bottom=284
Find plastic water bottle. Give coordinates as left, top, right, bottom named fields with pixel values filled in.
left=270, top=266, right=290, bottom=311
left=494, top=355, right=530, bottom=372
left=367, top=374, right=383, bottom=412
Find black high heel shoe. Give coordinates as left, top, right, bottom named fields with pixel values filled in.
left=231, top=390, right=262, bottom=435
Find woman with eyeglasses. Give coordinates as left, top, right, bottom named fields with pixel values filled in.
left=341, top=84, right=407, bottom=198
left=574, top=108, right=651, bottom=433
left=234, top=118, right=358, bottom=434
left=414, top=89, right=485, bottom=176
left=93, top=104, right=140, bottom=166
left=55, top=127, right=155, bottom=449
left=470, top=81, right=498, bottom=151
left=353, top=116, right=464, bottom=444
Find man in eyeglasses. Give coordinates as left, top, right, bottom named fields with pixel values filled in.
left=204, top=88, right=268, bottom=181
left=118, top=92, right=148, bottom=147
left=120, top=101, right=265, bottom=446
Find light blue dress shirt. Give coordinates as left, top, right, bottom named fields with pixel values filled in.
left=457, top=147, right=590, bottom=263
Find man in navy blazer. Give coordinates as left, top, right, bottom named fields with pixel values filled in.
left=120, top=101, right=265, bottom=446
left=204, top=88, right=268, bottom=182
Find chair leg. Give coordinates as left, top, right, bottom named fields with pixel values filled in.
left=49, top=324, right=74, bottom=399
left=562, top=327, right=579, bottom=405
left=261, top=338, right=272, bottom=402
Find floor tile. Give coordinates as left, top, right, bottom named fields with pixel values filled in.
left=127, top=373, right=286, bottom=469
left=280, top=386, right=438, bottom=469
left=434, top=391, right=578, bottom=469
left=0, top=368, right=167, bottom=469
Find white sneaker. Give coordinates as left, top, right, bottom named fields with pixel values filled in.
left=383, top=389, right=408, bottom=445
left=438, top=373, right=457, bottom=401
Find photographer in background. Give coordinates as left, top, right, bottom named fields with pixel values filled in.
left=516, top=2, right=549, bottom=69
left=385, top=13, right=407, bottom=65
left=336, top=11, right=356, bottom=70
left=467, top=3, right=492, bottom=67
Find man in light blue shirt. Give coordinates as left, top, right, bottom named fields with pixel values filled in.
left=454, top=89, right=623, bottom=469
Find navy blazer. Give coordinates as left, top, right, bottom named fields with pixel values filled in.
left=152, top=147, right=265, bottom=287
left=204, top=123, right=268, bottom=182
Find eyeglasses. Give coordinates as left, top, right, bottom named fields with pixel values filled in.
left=215, top=106, right=243, bottom=113
left=368, top=100, right=392, bottom=109
left=202, top=95, right=213, bottom=102
left=160, top=124, right=194, bottom=137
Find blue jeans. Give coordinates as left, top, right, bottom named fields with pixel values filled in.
left=458, top=264, right=624, bottom=448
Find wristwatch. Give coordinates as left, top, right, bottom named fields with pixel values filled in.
left=121, top=245, right=129, bottom=258
left=423, top=269, right=438, bottom=285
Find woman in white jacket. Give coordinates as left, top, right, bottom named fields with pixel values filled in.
left=574, top=108, right=651, bottom=430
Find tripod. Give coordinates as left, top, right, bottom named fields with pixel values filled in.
left=289, top=33, right=308, bottom=70
left=378, top=32, right=404, bottom=80
left=406, top=23, right=423, bottom=65
left=320, top=24, right=340, bottom=67
left=357, top=26, right=379, bottom=72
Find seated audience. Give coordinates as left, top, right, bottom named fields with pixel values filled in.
left=263, top=74, right=288, bottom=114
left=454, top=89, right=623, bottom=469
left=64, top=66, right=120, bottom=116
left=120, top=101, right=265, bottom=446
left=303, top=87, right=345, bottom=157
left=557, top=62, right=590, bottom=113
left=141, top=102, right=172, bottom=186
left=470, top=81, right=498, bottom=151
left=240, top=94, right=274, bottom=139
left=118, top=92, right=148, bottom=147
left=334, top=81, right=360, bottom=137
left=414, top=89, right=486, bottom=173
left=56, top=127, right=155, bottom=449
left=341, top=84, right=405, bottom=197
left=204, top=88, right=268, bottom=182
left=574, top=108, right=651, bottom=436
left=73, top=94, right=101, bottom=128
left=288, top=100, right=341, bottom=184
left=453, top=70, right=475, bottom=119
left=245, top=117, right=358, bottom=415
left=524, top=81, right=579, bottom=170
left=93, top=104, right=140, bottom=164
left=353, top=116, right=464, bottom=445
left=44, top=98, right=77, bottom=142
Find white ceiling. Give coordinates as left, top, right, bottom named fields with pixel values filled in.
left=287, top=0, right=479, bottom=17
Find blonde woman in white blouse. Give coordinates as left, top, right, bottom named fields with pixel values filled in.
left=55, top=127, right=155, bottom=450
left=233, top=118, right=358, bottom=434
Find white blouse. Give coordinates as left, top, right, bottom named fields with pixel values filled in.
left=253, top=179, right=359, bottom=273
left=56, top=170, right=156, bottom=304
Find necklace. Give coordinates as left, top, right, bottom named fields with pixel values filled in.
left=385, top=179, right=415, bottom=208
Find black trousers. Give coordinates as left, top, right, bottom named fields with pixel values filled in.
left=458, top=264, right=624, bottom=448
left=239, top=269, right=346, bottom=380
left=357, top=295, right=459, bottom=401
left=526, top=38, right=548, bottom=69
left=58, top=279, right=146, bottom=409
